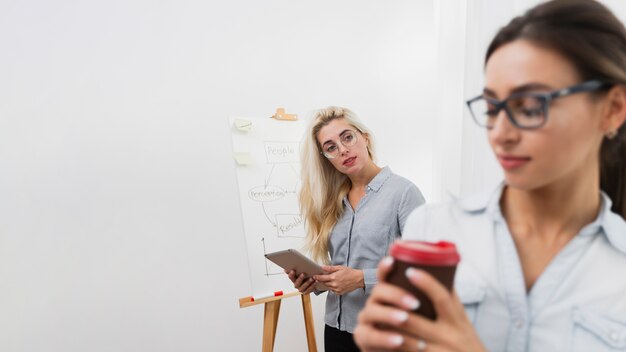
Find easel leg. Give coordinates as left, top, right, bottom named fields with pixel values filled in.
left=301, top=294, right=318, bottom=352
left=262, top=300, right=282, bottom=352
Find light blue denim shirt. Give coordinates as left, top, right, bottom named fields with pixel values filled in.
left=324, top=166, right=425, bottom=333
left=403, top=183, right=626, bottom=352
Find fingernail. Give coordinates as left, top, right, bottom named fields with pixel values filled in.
left=389, top=335, right=403, bottom=346
left=392, top=310, right=409, bottom=323
left=406, top=267, right=421, bottom=281
left=402, top=295, right=420, bottom=310
left=381, top=256, right=393, bottom=267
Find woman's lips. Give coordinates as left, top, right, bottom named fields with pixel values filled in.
left=343, top=156, right=356, bottom=166
left=498, top=155, right=531, bottom=170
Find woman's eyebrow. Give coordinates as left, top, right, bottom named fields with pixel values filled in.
left=338, top=129, right=352, bottom=137
left=510, top=83, right=553, bottom=94
left=322, top=129, right=352, bottom=146
left=483, top=83, right=554, bottom=99
left=321, top=139, right=335, bottom=147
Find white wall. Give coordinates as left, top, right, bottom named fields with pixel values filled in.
left=6, top=1, right=625, bottom=351
left=0, top=1, right=435, bottom=351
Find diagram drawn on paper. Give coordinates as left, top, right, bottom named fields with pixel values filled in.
left=230, top=116, right=309, bottom=290
left=247, top=141, right=304, bottom=239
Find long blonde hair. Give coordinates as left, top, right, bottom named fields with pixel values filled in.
left=299, top=106, right=376, bottom=263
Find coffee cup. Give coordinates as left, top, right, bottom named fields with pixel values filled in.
left=385, top=240, right=460, bottom=320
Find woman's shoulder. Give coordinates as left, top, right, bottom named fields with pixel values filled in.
left=376, top=167, right=424, bottom=198
left=402, top=185, right=503, bottom=241
left=383, top=168, right=423, bottom=193
left=383, top=168, right=413, bottom=185
left=413, top=184, right=502, bottom=216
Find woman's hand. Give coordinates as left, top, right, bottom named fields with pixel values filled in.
left=353, top=257, right=486, bottom=352
left=313, top=265, right=364, bottom=295
left=285, top=269, right=317, bottom=295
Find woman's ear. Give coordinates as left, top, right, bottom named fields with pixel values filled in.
left=601, top=85, right=626, bottom=135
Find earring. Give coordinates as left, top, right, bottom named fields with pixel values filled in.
left=606, top=130, right=618, bottom=139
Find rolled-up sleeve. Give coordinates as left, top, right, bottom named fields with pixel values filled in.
left=363, top=268, right=378, bottom=294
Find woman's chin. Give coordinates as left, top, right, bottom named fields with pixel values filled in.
left=503, top=175, right=536, bottom=191
left=340, top=163, right=363, bottom=175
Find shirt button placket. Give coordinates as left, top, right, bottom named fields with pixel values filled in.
left=609, top=331, right=619, bottom=343
left=507, top=314, right=527, bottom=352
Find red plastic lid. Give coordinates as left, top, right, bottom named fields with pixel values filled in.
left=390, top=240, right=460, bottom=266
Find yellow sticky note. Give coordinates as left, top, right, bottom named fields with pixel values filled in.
left=234, top=119, right=252, bottom=132
left=233, top=152, right=252, bottom=165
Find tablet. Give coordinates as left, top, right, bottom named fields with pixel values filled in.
left=265, top=249, right=328, bottom=291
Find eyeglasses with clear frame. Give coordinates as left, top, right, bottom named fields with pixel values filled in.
left=320, top=129, right=359, bottom=159
left=466, top=80, right=609, bottom=129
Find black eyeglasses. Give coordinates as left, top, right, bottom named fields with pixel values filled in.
left=466, top=80, right=610, bottom=129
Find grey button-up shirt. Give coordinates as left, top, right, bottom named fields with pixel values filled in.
left=324, top=166, right=425, bottom=333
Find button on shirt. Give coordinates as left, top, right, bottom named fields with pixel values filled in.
left=325, top=166, right=425, bottom=333
left=402, top=183, right=626, bottom=352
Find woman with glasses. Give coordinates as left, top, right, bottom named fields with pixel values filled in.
left=287, top=106, right=425, bottom=352
left=354, top=0, right=626, bottom=351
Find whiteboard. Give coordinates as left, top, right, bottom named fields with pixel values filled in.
left=229, top=116, right=309, bottom=295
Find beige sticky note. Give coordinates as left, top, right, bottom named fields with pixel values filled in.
left=272, top=107, right=298, bottom=121
left=233, top=152, right=252, bottom=165
left=234, top=119, right=252, bottom=132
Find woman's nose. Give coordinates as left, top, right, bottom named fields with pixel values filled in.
left=490, top=109, right=520, bottom=145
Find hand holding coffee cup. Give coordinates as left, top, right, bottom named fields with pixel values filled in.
left=385, top=240, right=460, bottom=320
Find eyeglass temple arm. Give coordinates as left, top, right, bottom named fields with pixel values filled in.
left=549, top=80, right=607, bottom=99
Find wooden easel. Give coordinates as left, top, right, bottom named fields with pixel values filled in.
left=239, top=291, right=318, bottom=352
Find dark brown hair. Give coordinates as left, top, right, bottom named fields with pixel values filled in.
left=486, top=0, right=626, bottom=218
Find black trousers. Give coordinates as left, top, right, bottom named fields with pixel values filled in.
left=324, top=324, right=361, bottom=352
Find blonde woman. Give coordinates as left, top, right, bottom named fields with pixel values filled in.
left=287, top=106, right=425, bottom=351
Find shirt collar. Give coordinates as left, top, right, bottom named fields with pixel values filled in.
left=367, top=166, right=392, bottom=192
left=597, top=193, right=626, bottom=255
left=457, top=181, right=503, bottom=214
left=458, top=182, right=626, bottom=255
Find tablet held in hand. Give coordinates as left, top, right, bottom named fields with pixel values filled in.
left=265, top=249, right=328, bottom=291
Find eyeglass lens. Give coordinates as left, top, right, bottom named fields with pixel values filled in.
left=322, top=130, right=358, bottom=158
left=470, top=95, right=547, bottom=128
